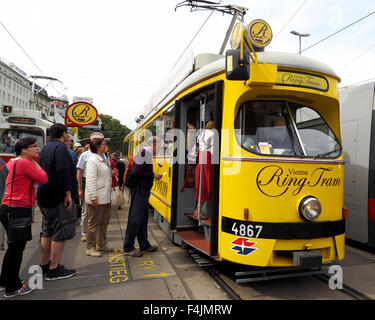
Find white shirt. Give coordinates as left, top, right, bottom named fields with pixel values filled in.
left=76, top=150, right=92, bottom=178
left=197, top=129, right=214, bottom=154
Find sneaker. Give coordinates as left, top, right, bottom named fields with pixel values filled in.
left=4, top=283, right=33, bottom=298
left=40, top=261, right=51, bottom=275
left=81, top=235, right=87, bottom=242
left=123, top=249, right=142, bottom=257
left=141, top=246, right=158, bottom=253
left=0, top=285, right=5, bottom=292
left=85, top=248, right=102, bottom=257
left=44, top=265, right=76, bottom=281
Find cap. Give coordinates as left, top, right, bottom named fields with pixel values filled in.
left=74, top=142, right=82, bottom=148
left=90, top=132, right=105, bottom=140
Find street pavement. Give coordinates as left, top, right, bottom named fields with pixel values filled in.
left=0, top=193, right=228, bottom=300
left=1, top=192, right=375, bottom=301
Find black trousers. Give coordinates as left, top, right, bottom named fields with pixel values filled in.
left=0, top=206, right=27, bottom=293
left=123, top=185, right=152, bottom=252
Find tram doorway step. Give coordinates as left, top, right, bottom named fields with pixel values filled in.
left=176, top=230, right=210, bottom=255
left=234, top=266, right=330, bottom=284
left=184, top=214, right=212, bottom=240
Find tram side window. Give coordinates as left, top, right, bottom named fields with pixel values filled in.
left=291, top=103, right=341, bottom=158
left=129, top=139, right=133, bottom=156
left=235, top=101, right=296, bottom=156
left=160, top=106, right=175, bottom=156
left=0, top=129, right=44, bottom=154
left=123, top=141, right=129, bottom=158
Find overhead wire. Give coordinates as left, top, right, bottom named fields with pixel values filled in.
left=52, top=72, right=158, bottom=88
left=0, top=21, right=44, bottom=75
left=338, top=41, right=375, bottom=72
left=301, top=11, right=375, bottom=53
left=67, top=87, right=148, bottom=99
left=171, top=9, right=215, bottom=69
left=342, top=77, right=375, bottom=88
left=0, top=21, right=63, bottom=96
left=272, top=0, right=308, bottom=44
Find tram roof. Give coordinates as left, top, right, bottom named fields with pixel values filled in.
left=125, top=51, right=339, bottom=140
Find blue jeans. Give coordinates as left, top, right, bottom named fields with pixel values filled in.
left=123, top=185, right=152, bottom=252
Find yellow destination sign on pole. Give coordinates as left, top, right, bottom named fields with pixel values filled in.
left=230, top=23, right=243, bottom=50
left=247, top=19, right=273, bottom=49
left=65, top=101, right=98, bottom=127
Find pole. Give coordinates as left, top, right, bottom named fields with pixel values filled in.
left=74, top=131, right=79, bottom=145
left=299, top=35, right=302, bottom=55
left=197, top=95, right=206, bottom=226
left=219, top=11, right=239, bottom=55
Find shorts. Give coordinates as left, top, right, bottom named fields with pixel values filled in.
left=40, top=202, right=76, bottom=242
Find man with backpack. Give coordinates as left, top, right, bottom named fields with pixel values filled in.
left=123, top=136, right=162, bottom=257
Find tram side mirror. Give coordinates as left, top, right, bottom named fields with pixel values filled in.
left=225, top=50, right=250, bottom=81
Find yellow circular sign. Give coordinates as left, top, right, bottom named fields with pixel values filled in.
left=248, top=19, right=273, bottom=48
left=70, top=127, right=78, bottom=134
left=230, top=23, right=243, bottom=50
left=66, top=102, right=98, bottom=127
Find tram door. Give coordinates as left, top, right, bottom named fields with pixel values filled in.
left=171, top=81, right=223, bottom=256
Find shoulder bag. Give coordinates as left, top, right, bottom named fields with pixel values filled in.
left=7, top=160, right=33, bottom=243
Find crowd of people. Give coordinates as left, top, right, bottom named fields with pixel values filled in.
left=0, top=119, right=213, bottom=299
left=0, top=123, right=153, bottom=299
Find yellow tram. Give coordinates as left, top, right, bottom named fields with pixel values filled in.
left=123, top=20, right=345, bottom=268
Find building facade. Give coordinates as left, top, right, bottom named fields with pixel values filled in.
left=0, top=58, right=33, bottom=110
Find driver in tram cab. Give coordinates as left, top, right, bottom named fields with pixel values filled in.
left=1, top=138, right=14, bottom=153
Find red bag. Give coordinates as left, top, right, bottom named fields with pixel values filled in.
left=123, top=156, right=136, bottom=188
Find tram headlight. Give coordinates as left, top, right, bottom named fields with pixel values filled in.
left=299, top=197, right=321, bottom=221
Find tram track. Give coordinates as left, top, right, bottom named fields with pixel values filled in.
left=207, top=268, right=242, bottom=300
left=188, top=248, right=374, bottom=301
left=313, top=274, right=373, bottom=300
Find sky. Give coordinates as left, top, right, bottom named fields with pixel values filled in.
left=1, top=0, right=375, bottom=130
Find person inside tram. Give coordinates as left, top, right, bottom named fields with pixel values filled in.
left=193, top=120, right=214, bottom=219
left=1, top=138, right=14, bottom=153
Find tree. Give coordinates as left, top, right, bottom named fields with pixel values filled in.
left=78, top=114, right=131, bottom=155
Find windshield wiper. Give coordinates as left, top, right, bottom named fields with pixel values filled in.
left=314, top=148, right=342, bottom=159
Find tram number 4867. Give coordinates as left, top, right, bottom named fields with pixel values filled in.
left=231, top=223, right=263, bottom=238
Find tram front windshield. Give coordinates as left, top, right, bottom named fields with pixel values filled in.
left=0, top=129, right=44, bottom=154
left=235, top=101, right=341, bottom=158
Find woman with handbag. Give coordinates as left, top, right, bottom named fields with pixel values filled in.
left=0, top=137, right=48, bottom=298
left=85, top=137, right=112, bottom=257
